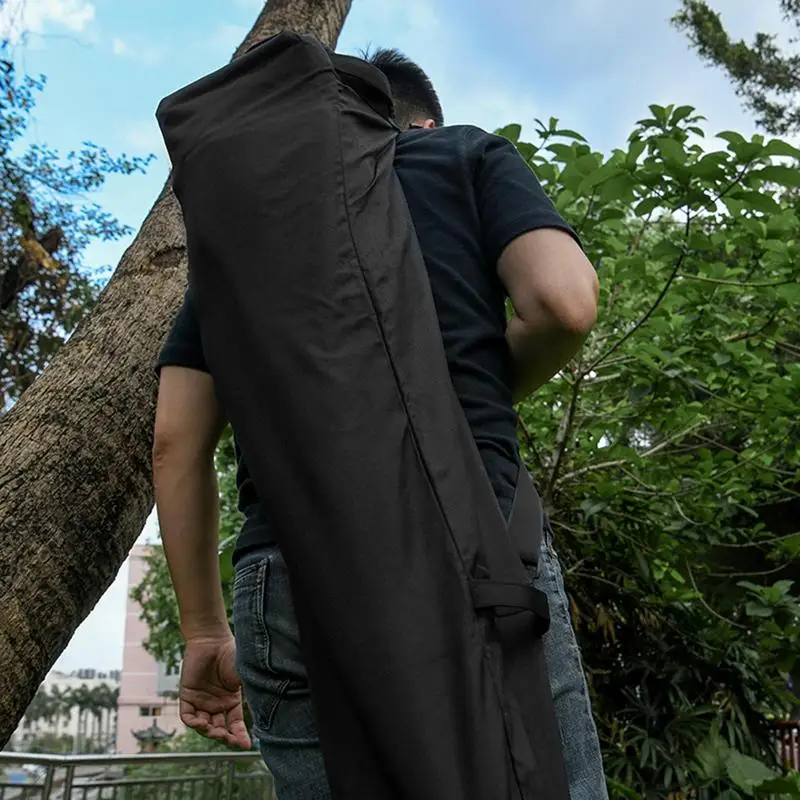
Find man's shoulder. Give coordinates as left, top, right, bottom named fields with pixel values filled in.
left=396, top=124, right=500, bottom=169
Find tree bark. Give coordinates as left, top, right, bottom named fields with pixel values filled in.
left=0, top=0, right=352, bottom=746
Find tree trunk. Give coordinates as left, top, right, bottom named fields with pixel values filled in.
left=0, top=0, right=352, bottom=747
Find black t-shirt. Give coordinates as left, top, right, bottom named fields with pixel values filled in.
left=157, top=125, right=579, bottom=562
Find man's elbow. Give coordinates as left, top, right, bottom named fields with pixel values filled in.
left=549, top=270, right=599, bottom=337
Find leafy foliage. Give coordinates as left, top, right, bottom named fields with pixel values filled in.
left=0, top=47, right=153, bottom=407
left=502, top=106, right=800, bottom=796
left=123, top=730, right=272, bottom=800
left=673, top=0, right=800, bottom=135
left=137, top=105, right=799, bottom=797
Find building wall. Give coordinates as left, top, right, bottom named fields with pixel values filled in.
left=117, top=545, right=185, bottom=754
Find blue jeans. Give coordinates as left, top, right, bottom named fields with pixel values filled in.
left=233, top=526, right=608, bottom=799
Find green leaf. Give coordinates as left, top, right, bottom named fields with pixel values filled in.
left=547, top=143, right=576, bottom=163
left=576, top=153, right=600, bottom=175
left=600, top=172, right=635, bottom=202
left=754, top=774, right=800, bottom=796
left=651, top=239, right=682, bottom=260
left=554, top=128, right=588, bottom=142
left=718, top=131, right=748, bottom=148
left=745, top=602, right=772, bottom=618
left=578, top=164, right=627, bottom=192
left=735, top=191, right=781, bottom=215
left=627, top=138, right=647, bottom=163
left=496, top=124, right=521, bottom=143
left=694, top=731, right=730, bottom=781
left=649, top=104, right=670, bottom=125
left=689, top=231, right=714, bottom=250
left=671, top=105, right=695, bottom=125
left=656, top=137, right=687, bottom=164
left=693, top=151, right=729, bottom=178
left=753, top=164, right=800, bottom=187
left=763, top=138, right=800, bottom=159
left=725, top=749, right=778, bottom=792
left=634, top=196, right=661, bottom=217
left=605, top=779, right=643, bottom=800
left=515, top=141, right=536, bottom=162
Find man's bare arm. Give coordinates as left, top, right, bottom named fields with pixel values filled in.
left=498, top=228, right=599, bottom=401
left=153, top=366, right=229, bottom=641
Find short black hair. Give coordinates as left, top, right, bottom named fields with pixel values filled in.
left=364, top=48, right=444, bottom=128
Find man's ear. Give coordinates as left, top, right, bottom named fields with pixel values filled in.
left=422, top=118, right=436, bottom=129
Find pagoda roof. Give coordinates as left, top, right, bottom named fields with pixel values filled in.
left=132, top=720, right=176, bottom=742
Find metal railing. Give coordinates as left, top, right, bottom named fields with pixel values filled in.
left=0, top=751, right=274, bottom=800
left=775, top=720, right=800, bottom=770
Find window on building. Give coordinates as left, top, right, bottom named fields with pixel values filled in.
left=138, top=707, right=150, bottom=717
left=153, top=707, right=162, bottom=717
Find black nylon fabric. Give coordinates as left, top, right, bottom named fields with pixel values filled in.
left=156, top=31, right=569, bottom=800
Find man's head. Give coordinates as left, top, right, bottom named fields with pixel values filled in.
left=365, top=48, right=444, bottom=130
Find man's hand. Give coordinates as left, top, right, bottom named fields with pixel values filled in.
left=179, top=635, right=252, bottom=750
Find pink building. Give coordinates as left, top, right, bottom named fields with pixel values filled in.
left=116, top=545, right=184, bottom=754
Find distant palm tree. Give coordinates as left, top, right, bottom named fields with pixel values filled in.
left=48, top=686, right=73, bottom=738
left=104, top=686, right=120, bottom=749
left=88, top=685, right=107, bottom=751
left=23, top=687, right=50, bottom=738
left=71, top=684, right=94, bottom=754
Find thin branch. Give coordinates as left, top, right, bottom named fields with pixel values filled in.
left=548, top=518, right=592, bottom=538
left=707, top=562, right=790, bottom=579
left=673, top=497, right=701, bottom=526
left=628, top=208, right=656, bottom=256
left=640, top=419, right=706, bottom=459
left=570, top=570, right=623, bottom=591
left=587, top=211, right=691, bottom=373
left=543, top=374, right=584, bottom=505
left=621, top=468, right=671, bottom=495
left=680, top=275, right=797, bottom=288
left=690, top=158, right=757, bottom=220
left=711, top=531, right=800, bottom=549
left=774, top=338, right=800, bottom=358
left=725, top=311, right=780, bottom=342
left=516, top=414, right=546, bottom=475
left=685, top=561, right=747, bottom=630
left=557, top=459, right=629, bottom=485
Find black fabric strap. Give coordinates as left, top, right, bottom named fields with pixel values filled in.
left=470, top=580, right=550, bottom=637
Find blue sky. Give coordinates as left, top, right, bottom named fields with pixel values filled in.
left=0, top=0, right=793, bottom=671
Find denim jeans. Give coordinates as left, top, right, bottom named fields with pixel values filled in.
left=233, top=526, right=608, bottom=800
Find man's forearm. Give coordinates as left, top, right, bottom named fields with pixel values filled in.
left=154, top=450, right=229, bottom=641
left=507, top=314, right=590, bottom=402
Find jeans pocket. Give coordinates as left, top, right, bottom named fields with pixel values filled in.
left=232, top=547, right=308, bottom=734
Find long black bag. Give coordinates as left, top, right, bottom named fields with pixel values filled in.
left=157, top=32, right=570, bottom=800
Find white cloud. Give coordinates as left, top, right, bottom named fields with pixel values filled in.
left=110, top=38, right=165, bottom=67
left=0, top=0, right=95, bottom=43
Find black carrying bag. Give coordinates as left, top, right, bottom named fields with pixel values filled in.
left=156, top=31, right=570, bottom=800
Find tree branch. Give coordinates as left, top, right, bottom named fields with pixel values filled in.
left=587, top=210, right=691, bottom=373
left=516, top=413, right=546, bottom=475
left=680, top=275, right=796, bottom=288
left=640, top=419, right=706, bottom=459
left=557, top=459, right=629, bottom=485
left=543, top=373, right=584, bottom=505
left=685, top=560, right=748, bottom=629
